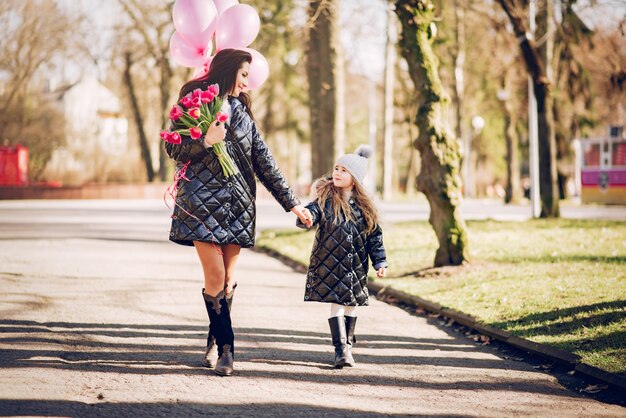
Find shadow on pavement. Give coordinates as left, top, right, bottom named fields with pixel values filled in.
left=0, top=399, right=476, bottom=418
left=0, top=319, right=582, bottom=399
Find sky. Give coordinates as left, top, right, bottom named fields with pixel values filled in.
left=52, top=0, right=389, bottom=84
left=50, top=0, right=624, bottom=85
left=338, top=0, right=388, bottom=81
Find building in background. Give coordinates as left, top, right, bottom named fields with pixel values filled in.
left=44, top=76, right=128, bottom=184
left=575, top=125, right=626, bottom=205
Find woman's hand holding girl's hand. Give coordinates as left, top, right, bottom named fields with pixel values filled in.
left=291, top=205, right=312, bottom=228
left=203, top=119, right=227, bottom=147
left=376, top=267, right=386, bottom=278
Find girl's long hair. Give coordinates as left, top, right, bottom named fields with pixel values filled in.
left=178, top=48, right=254, bottom=120
left=313, top=176, right=379, bottom=234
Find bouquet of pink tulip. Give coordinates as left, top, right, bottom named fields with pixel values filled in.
left=160, top=83, right=238, bottom=177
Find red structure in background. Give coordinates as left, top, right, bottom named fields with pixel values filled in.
left=0, top=145, right=29, bottom=186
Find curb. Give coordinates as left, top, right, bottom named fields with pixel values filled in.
left=254, top=245, right=626, bottom=392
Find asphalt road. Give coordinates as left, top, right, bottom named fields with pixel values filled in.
left=0, top=198, right=624, bottom=242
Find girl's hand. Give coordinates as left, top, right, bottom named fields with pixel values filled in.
left=203, top=119, right=227, bottom=146
left=376, top=267, right=386, bottom=278
left=291, top=205, right=312, bottom=228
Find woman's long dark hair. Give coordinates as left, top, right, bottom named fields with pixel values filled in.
left=178, top=49, right=254, bottom=119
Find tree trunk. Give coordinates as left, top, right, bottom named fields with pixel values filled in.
left=404, top=140, right=419, bottom=195
left=452, top=0, right=465, bottom=154
left=158, top=53, right=172, bottom=181
left=262, top=80, right=276, bottom=145
left=534, top=81, right=559, bottom=216
left=553, top=103, right=569, bottom=199
left=501, top=72, right=522, bottom=204
left=504, top=111, right=522, bottom=204
left=307, top=0, right=343, bottom=179
left=382, top=4, right=397, bottom=200
left=158, top=52, right=173, bottom=181
left=536, top=0, right=559, bottom=216
left=395, top=0, right=469, bottom=267
left=124, top=52, right=154, bottom=182
left=498, top=0, right=560, bottom=217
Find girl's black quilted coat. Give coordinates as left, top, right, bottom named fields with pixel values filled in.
left=297, top=197, right=387, bottom=306
left=165, top=97, right=300, bottom=248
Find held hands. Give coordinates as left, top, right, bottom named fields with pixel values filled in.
left=203, top=119, right=227, bottom=147
left=291, top=205, right=313, bottom=228
left=376, top=267, right=386, bottom=278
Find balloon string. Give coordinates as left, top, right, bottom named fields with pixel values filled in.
left=164, top=160, right=223, bottom=255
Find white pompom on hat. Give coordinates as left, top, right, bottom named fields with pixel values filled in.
left=335, top=145, right=372, bottom=185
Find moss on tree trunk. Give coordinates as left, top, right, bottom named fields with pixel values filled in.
left=395, top=0, right=469, bottom=266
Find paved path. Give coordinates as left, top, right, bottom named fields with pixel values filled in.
left=1, top=233, right=624, bottom=416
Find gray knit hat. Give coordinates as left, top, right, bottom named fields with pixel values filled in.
left=336, top=145, right=372, bottom=185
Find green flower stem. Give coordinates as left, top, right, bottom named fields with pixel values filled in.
left=179, top=114, right=196, bottom=127
left=213, top=142, right=239, bottom=177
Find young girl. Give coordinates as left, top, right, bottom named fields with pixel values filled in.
left=297, top=145, right=387, bottom=368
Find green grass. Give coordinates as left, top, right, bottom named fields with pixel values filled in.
left=257, top=219, right=626, bottom=376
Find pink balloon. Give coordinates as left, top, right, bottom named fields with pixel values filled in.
left=193, top=56, right=213, bottom=78
left=213, top=0, right=238, bottom=16
left=170, top=32, right=205, bottom=67
left=242, top=48, right=269, bottom=90
left=182, top=19, right=217, bottom=51
left=215, top=4, right=260, bottom=50
left=173, top=0, right=218, bottom=47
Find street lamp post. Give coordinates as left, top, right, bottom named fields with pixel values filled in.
left=528, top=0, right=541, bottom=218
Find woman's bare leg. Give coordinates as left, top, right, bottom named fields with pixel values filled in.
left=222, top=244, right=241, bottom=293
left=194, top=241, right=226, bottom=296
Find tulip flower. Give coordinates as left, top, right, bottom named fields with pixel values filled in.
left=216, top=111, right=228, bottom=123
left=189, top=107, right=201, bottom=119
left=168, top=132, right=182, bottom=144
left=181, top=96, right=193, bottom=108
left=160, top=131, right=181, bottom=144
left=170, top=105, right=183, bottom=121
left=189, top=127, right=203, bottom=140
left=191, top=97, right=202, bottom=107
left=200, top=90, right=214, bottom=103
left=208, top=84, right=219, bottom=96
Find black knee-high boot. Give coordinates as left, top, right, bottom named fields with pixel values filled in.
left=344, top=316, right=357, bottom=366
left=202, top=284, right=236, bottom=368
left=328, top=316, right=349, bottom=368
left=202, top=289, right=235, bottom=376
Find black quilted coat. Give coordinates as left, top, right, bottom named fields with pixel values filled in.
left=297, top=196, right=387, bottom=306
left=165, top=97, right=300, bottom=248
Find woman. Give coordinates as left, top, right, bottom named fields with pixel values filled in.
left=165, top=49, right=311, bottom=376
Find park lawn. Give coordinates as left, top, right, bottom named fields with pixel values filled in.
left=257, top=219, right=626, bottom=376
